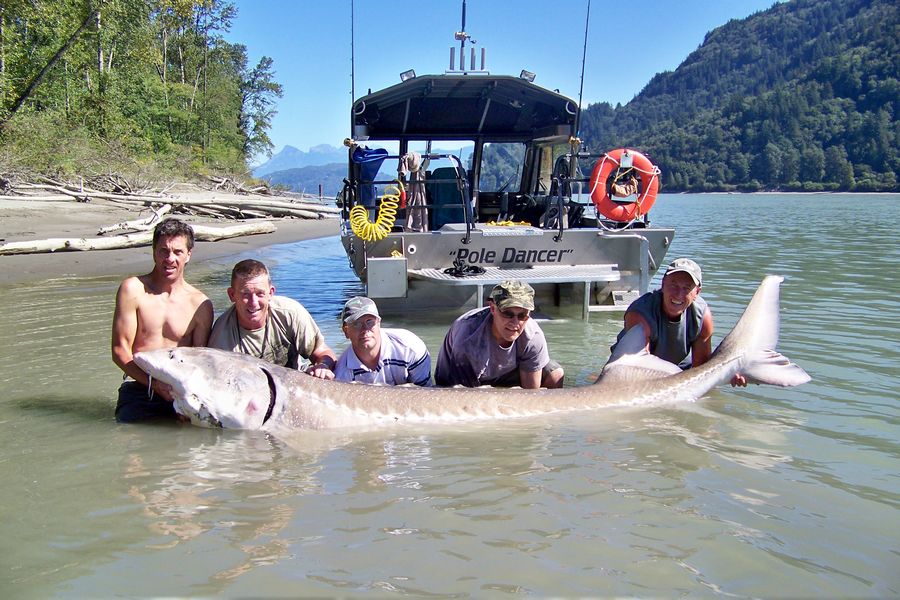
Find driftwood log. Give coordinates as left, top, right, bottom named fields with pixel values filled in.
left=0, top=221, right=277, bottom=255
left=97, top=204, right=172, bottom=235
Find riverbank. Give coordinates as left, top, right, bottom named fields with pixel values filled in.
left=0, top=189, right=340, bottom=285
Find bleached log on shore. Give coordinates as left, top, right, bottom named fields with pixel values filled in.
left=16, top=182, right=166, bottom=203
left=5, top=187, right=340, bottom=217
left=0, top=194, right=74, bottom=201
left=0, top=232, right=154, bottom=253
left=191, top=222, right=277, bottom=241
left=97, top=204, right=172, bottom=235
left=0, top=221, right=277, bottom=255
left=163, top=196, right=341, bottom=215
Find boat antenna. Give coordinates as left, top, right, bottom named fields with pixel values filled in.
left=460, top=0, right=467, bottom=65
left=574, top=0, right=591, bottom=143
left=350, top=0, right=356, bottom=107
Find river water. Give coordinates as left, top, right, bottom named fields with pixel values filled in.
left=1, top=193, right=897, bottom=598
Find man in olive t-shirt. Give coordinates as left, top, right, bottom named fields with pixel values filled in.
left=208, top=259, right=336, bottom=378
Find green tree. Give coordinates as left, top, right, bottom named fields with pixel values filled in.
left=238, top=53, right=283, bottom=161
left=799, top=146, right=825, bottom=182
left=824, top=145, right=854, bottom=189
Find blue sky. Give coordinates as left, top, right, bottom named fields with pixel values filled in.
left=227, top=0, right=778, bottom=157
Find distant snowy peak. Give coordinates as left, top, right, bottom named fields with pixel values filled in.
left=253, top=144, right=347, bottom=177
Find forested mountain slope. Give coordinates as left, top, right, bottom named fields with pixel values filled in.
left=0, top=1, right=280, bottom=177
left=579, top=0, right=898, bottom=191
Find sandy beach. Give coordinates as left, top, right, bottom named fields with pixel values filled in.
left=0, top=189, right=340, bottom=285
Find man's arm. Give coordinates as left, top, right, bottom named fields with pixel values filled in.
left=190, top=298, right=214, bottom=347
left=408, top=343, right=432, bottom=386
left=518, top=368, right=542, bottom=389
left=691, top=310, right=714, bottom=367
left=306, top=344, right=337, bottom=380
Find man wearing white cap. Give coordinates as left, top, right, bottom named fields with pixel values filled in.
left=611, top=258, right=746, bottom=386
left=334, top=296, right=432, bottom=386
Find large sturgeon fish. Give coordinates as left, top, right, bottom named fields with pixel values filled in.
left=134, top=276, right=810, bottom=431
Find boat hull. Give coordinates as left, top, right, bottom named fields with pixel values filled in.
left=340, top=223, right=674, bottom=314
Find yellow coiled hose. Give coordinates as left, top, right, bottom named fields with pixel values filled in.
left=349, top=182, right=403, bottom=242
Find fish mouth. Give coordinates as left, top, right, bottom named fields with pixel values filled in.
left=261, top=367, right=277, bottom=425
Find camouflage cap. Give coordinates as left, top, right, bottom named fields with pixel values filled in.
left=340, top=296, right=380, bottom=323
left=489, top=280, right=535, bottom=311
left=664, top=258, right=702, bottom=286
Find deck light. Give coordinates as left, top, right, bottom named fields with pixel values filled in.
left=400, top=69, right=416, bottom=82
left=519, top=69, right=536, bottom=82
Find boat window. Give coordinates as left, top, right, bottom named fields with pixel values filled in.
left=406, top=140, right=474, bottom=169
left=537, top=143, right=573, bottom=194
left=479, top=142, right=526, bottom=192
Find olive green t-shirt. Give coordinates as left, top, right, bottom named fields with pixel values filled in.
left=208, top=295, right=325, bottom=369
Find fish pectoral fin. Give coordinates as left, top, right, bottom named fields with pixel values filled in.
left=742, top=349, right=811, bottom=387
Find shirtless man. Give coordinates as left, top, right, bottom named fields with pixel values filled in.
left=112, top=219, right=214, bottom=422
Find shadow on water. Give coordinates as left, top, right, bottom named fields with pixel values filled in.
left=11, top=394, right=123, bottom=423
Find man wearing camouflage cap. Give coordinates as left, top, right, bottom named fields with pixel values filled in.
left=435, top=280, right=564, bottom=389
left=610, top=257, right=746, bottom=386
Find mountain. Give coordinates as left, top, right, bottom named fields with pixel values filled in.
left=262, top=163, right=347, bottom=197
left=259, top=145, right=476, bottom=195
left=579, top=0, right=898, bottom=192
left=253, top=144, right=347, bottom=177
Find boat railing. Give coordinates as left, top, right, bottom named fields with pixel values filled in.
left=343, top=152, right=474, bottom=243
left=548, top=151, right=652, bottom=229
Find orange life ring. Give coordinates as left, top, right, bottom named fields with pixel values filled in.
left=589, top=148, right=660, bottom=222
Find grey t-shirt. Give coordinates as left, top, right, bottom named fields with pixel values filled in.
left=208, top=295, right=325, bottom=369
left=434, top=307, right=550, bottom=387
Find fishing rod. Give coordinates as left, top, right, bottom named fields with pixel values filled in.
left=350, top=0, right=356, bottom=119
left=574, top=0, right=591, bottom=145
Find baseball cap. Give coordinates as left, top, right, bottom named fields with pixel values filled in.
left=340, top=296, right=380, bottom=323
left=664, top=258, right=702, bottom=286
left=489, top=280, right=535, bottom=311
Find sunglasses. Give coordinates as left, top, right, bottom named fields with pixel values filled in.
left=499, top=309, right=530, bottom=321
left=349, top=317, right=380, bottom=330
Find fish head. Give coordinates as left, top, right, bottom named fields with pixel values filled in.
left=133, top=347, right=283, bottom=429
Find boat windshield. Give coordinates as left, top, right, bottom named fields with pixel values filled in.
left=480, top=142, right=525, bottom=193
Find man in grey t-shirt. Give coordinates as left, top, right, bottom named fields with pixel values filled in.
left=434, top=280, right=564, bottom=389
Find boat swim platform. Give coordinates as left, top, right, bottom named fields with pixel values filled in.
left=408, top=263, right=623, bottom=320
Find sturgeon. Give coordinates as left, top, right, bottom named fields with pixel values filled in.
left=133, top=276, right=810, bottom=431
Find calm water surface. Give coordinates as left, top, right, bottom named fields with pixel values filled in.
left=1, top=194, right=897, bottom=598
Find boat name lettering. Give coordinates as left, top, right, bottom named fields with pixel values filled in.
left=454, top=247, right=575, bottom=265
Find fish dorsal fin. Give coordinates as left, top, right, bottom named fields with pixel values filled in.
left=607, top=324, right=648, bottom=362
left=597, top=325, right=683, bottom=384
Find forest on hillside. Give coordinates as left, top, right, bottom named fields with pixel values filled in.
left=579, top=0, right=898, bottom=192
left=0, top=0, right=280, bottom=180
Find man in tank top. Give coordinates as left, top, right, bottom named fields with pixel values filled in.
left=610, top=257, right=746, bottom=386
left=208, top=259, right=337, bottom=378
left=112, top=219, right=214, bottom=422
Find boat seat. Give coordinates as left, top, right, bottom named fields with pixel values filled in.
left=427, top=167, right=467, bottom=229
